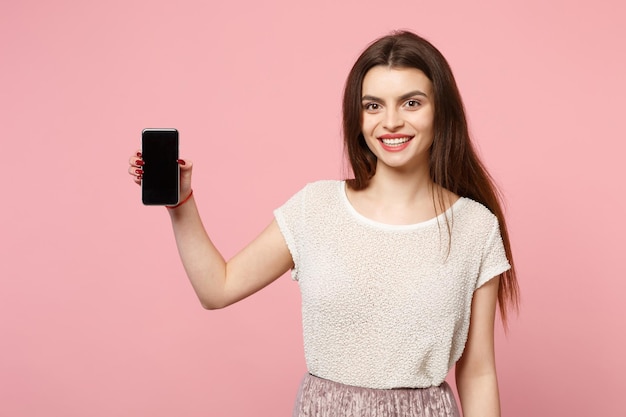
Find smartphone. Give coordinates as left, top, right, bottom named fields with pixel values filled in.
left=141, top=128, right=179, bottom=205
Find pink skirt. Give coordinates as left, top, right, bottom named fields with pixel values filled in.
left=292, top=373, right=460, bottom=417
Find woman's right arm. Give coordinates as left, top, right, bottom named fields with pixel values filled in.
left=129, top=153, right=294, bottom=309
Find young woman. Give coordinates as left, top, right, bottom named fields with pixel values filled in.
left=128, top=30, right=519, bottom=417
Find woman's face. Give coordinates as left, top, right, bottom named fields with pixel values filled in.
left=360, top=65, right=435, bottom=174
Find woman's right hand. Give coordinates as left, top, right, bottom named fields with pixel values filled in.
left=127, top=150, right=194, bottom=201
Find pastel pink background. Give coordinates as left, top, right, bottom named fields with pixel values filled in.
left=1, top=0, right=624, bottom=415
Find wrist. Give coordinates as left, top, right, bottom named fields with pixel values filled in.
left=167, top=189, right=193, bottom=209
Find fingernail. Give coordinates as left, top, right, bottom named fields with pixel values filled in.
left=177, top=159, right=186, bottom=165
left=135, top=169, right=142, bottom=174
left=137, top=151, right=142, bottom=157
left=136, top=160, right=144, bottom=166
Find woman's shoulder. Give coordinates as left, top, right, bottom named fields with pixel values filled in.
left=296, top=179, right=343, bottom=196
left=456, top=197, right=500, bottom=228
left=280, top=179, right=343, bottom=207
left=306, top=179, right=343, bottom=189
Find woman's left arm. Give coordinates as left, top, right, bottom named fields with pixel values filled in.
left=455, top=276, right=501, bottom=417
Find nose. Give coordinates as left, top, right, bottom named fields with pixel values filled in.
left=383, top=108, right=404, bottom=130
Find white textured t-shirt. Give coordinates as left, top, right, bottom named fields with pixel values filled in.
left=274, top=180, right=510, bottom=389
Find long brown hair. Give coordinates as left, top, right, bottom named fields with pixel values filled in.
left=342, top=30, right=519, bottom=324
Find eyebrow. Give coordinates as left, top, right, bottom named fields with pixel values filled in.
left=361, top=90, right=429, bottom=102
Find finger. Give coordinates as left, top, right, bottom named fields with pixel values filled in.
left=178, top=158, right=193, bottom=171
left=129, top=164, right=142, bottom=186
left=129, top=155, right=144, bottom=167
left=128, top=165, right=143, bottom=176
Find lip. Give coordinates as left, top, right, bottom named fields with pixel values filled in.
left=378, top=134, right=413, bottom=140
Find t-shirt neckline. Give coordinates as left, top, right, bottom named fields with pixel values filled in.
left=339, top=180, right=467, bottom=231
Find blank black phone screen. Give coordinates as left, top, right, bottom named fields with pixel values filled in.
left=141, top=129, right=179, bottom=205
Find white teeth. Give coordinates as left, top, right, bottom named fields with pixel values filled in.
left=381, top=137, right=411, bottom=146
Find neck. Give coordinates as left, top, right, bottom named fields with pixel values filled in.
left=367, top=163, right=435, bottom=205
left=345, top=162, right=459, bottom=225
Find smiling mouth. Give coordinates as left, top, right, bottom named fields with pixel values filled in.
left=380, top=136, right=412, bottom=146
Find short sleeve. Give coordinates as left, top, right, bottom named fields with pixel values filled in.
left=273, top=184, right=308, bottom=281
left=476, top=216, right=511, bottom=289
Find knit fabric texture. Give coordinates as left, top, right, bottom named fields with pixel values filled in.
left=274, top=180, right=511, bottom=389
